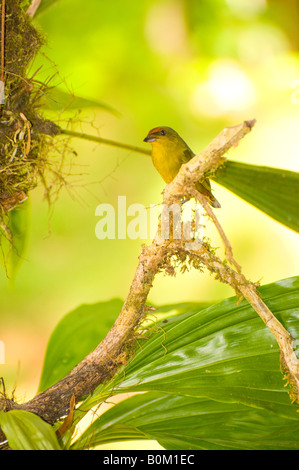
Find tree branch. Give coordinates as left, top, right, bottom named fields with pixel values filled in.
left=59, top=128, right=151, bottom=156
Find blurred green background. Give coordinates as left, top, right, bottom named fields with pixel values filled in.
left=1, top=0, right=298, bottom=423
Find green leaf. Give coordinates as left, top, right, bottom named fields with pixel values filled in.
left=7, top=199, right=30, bottom=279
left=213, top=161, right=299, bottom=232
left=41, top=87, right=120, bottom=115
left=0, top=410, right=61, bottom=450
left=32, top=0, right=61, bottom=16
left=38, top=299, right=206, bottom=393
left=73, top=391, right=299, bottom=450
left=72, top=276, right=299, bottom=450
left=0, top=199, right=30, bottom=279
left=38, top=299, right=123, bottom=392
left=72, top=422, right=148, bottom=450
left=110, top=276, right=299, bottom=416
left=39, top=277, right=299, bottom=450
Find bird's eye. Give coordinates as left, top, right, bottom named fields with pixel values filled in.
left=160, top=130, right=166, bottom=136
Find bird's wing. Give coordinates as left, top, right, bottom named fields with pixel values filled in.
left=196, top=179, right=212, bottom=194
left=181, top=146, right=194, bottom=163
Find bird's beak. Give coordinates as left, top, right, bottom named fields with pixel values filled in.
left=143, top=134, right=156, bottom=143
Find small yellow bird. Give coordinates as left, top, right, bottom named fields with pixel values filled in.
left=144, top=126, right=221, bottom=208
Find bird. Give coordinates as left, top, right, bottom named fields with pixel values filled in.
left=143, top=126, right=221, bottom=208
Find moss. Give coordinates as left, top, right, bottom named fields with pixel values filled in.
left=0, top=0, right=61, bottom=214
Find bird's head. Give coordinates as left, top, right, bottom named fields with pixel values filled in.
left=143, top=126, right=194, bottom=161
left=143, top=126, right=180, bottom=145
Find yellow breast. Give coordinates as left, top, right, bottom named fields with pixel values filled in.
left=151, top=142, right=182, bottom=184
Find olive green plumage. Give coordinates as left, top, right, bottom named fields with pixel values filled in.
left=144, top=126, right=221, bottom=208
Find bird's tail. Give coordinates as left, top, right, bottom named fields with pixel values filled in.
left=195, top=180, right=221, bottom=209
left=210, top=196, right=221, bottom=209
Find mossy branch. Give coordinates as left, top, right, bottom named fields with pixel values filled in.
left=1, top=119, right=298, bottom=446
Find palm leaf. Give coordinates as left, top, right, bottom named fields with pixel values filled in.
left=71, top=276, right=299, bottom=450
left=213, top=161, right=299, bottom=232
left=41, top=87, right=120, bottom=115
left=73, top=392, right=299, bottom=450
